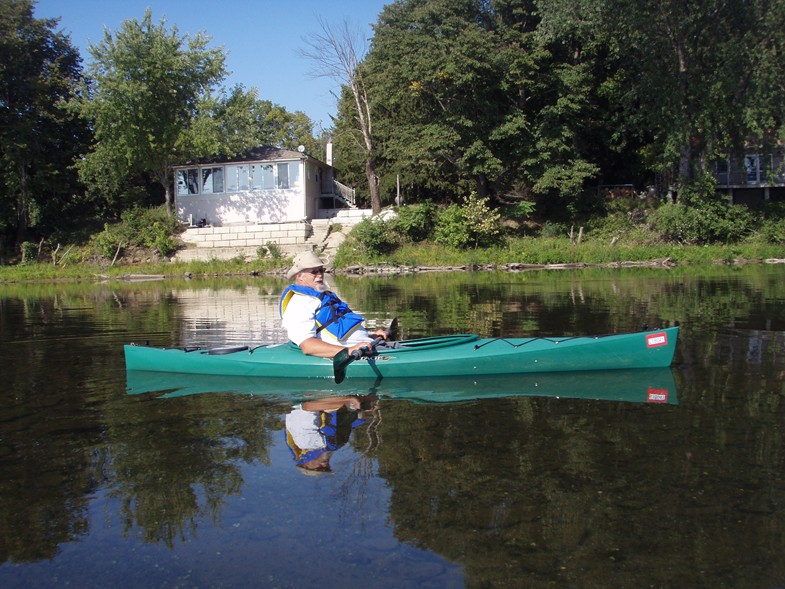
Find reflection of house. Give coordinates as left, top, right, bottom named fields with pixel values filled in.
left=173, top=286, right=287, bottom=346
left=713, top=149, right=785, bottom=206
left=171, top=146, right=371, bottom=260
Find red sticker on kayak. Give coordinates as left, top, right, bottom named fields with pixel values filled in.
left=647, top=387, right=669, bottom=403
left=646, top=332, right=668, bottom=348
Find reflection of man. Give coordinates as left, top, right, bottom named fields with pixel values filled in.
left=285, top=396, right=372, bottom=474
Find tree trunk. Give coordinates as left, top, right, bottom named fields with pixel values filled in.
left=159, top=167, right=172, bottom=216
left=15, top=161, right=31, bottom=246
left=366, top=158, right=381, bottom=214
left=164, top=181, right=172, bottom=216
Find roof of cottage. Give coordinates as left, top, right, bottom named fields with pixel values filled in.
left=176, top=146, right=327, bottom=167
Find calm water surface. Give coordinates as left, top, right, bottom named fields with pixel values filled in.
left=1, top=266, right=785, bottom=588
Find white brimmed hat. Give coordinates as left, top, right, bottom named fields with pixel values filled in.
left=286, top=251, right=327, bottom=280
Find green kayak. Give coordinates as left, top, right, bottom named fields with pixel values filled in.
left=123, top=326, right=679, bottom=380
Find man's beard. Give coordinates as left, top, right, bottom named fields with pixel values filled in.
left=315, top=282, right=329, bottom=293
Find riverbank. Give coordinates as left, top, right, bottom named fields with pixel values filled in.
left=2, top=244, right=785, bottom=285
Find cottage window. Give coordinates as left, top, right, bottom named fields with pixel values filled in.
left=226, top=165, right=250, bottom=192
left=252, top=163, right=275, bottom=190
left=176, top=168, right=199, bottom=196
left=177, top=160, right=302, bottom=194
left=276, top=162, right=300, bottom=189
left=276, top=163, right=289, bottom=189
left=201, top=167, right=224, bottom=194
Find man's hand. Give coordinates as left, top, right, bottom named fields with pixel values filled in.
left=347, top=341, right=372, bottom=357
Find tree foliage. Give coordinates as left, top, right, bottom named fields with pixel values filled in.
left=331, top=0, right=784, bottom=214
left=353, top=0, right=605, bottom=205
left=0, top=0, right=88, bottom=248
left=3, top=0, right=784, bottom=258
left=73, top=9, right=226, bottom=214
left=183, top=85, right=321, bottom=159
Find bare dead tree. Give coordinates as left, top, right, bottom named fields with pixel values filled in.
left=301, top=17, right=382, bottom=214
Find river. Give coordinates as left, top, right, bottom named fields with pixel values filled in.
left=1, top=265, right=784, bottom=588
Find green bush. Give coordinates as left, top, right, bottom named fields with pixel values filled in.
left=151, top=230, right=177, bottom=257
left=347, top=217, right=399, bottom=256
left=677, top=174, right=719, bottom=206
left=501, top=200, right=536, bottom=221
left=433, top=193, right=502, bottom=249
left=90, top=227, right=122, bottom=259
left=90, top=206, right=181, bottom=259
left=649, top=199, right=756, bottom=244
left=20, top=241, right=38, bottom=264
left=539, top=221, right=570, bottom=238
left=392, top=201, right=437, bottom=242
left=434, top=204, right=471, bottom=248
left=586, top=213, right=638, bottom=240
left=754, top=216, right=785, bottom=245
left=257, top=241, right=284, bottom=260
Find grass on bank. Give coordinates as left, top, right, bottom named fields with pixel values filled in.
left=2, top=235, right=783, bottom=284
left=340, top=237, right=784, bottom=268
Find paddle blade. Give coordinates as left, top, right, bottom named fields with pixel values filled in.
left=386, top=317, right=398, bottom=340
left=333, top=348, right=351, bottom=384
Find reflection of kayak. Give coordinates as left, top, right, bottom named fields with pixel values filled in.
left=126, top=367, right=678, bottom=405
left=124, top=327, right=679, bottom=379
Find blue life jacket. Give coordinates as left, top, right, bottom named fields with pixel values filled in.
left=279, top=284, right=365, bottom=342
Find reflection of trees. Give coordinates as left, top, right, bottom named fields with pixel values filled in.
left=0, top=294, right=121, bottom=563
left=107, top=394, right=282, bottom=548
left=372, top=377, right=785, bottom=588
left=0, top=289, right=283, bottom=561
left=0, top=422, right=97, bottom=563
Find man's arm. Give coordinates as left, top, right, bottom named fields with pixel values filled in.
left=299, top=337, right=371, bottom=359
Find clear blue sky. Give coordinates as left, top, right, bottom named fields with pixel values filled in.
left=34, top=0, right=389, bottom=131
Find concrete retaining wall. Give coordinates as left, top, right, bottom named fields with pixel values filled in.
left=173, top=210, right=373, bottom=262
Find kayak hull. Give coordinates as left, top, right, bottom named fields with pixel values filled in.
left=124, top=327, right=679, bottom=380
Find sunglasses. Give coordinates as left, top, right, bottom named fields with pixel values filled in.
left=303, top=267, right=325, bottom=274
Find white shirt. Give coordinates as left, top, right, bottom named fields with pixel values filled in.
left=281, top=290, right=373, bottom=346
left=285, top=407, right=326, bottom=450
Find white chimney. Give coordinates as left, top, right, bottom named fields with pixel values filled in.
left=326, top=141, right=333, bottom=166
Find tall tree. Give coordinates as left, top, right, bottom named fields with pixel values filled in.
left=0, top=0, right=86, bottom=247
left=358, top=0, right=603, bottom=208
left=301, top=18, right=382, bottom=214
left=74, top=9, right=225, bottom=214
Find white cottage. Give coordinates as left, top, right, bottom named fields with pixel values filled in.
left=171, top=146, right=369, bottom=260
left=173, top=145, right=355, bottom=226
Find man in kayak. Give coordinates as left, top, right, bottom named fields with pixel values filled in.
left=280, top=251, right=390, bottom=359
